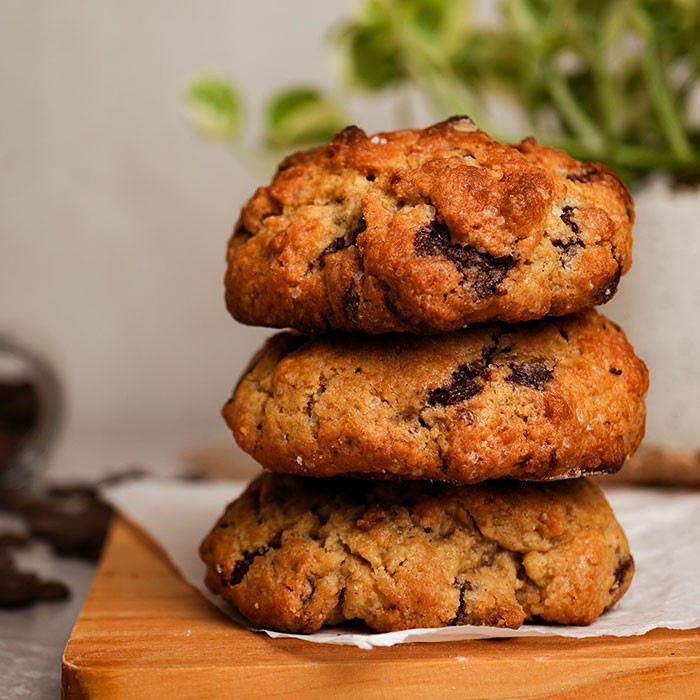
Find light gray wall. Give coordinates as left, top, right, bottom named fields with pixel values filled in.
left=1, top=1, right=367, bottom=465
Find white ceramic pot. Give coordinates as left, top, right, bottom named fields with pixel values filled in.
left=605, top=179, right=700, bottom=449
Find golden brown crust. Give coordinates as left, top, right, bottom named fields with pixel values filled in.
left=224, top=309, right=648, bottom=484
left=225, top=117, right=634, bottom=334
left=200, top=473, right=634, bottom=633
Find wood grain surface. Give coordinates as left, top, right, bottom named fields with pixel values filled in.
left=62, top=516, right=700, bottom=700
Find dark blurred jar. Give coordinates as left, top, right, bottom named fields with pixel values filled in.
left=0, top=332, right=62, bottom=487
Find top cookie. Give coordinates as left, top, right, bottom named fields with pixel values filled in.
left=226, top=117, right=634, bottom=334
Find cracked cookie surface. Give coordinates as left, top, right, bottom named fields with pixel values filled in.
left=224, top=309, right=648, bottom=483
left=225, top=117, right=633, bottom=334
left=200, top=473, right=634, bottom=633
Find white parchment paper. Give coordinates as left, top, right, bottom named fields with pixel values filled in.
left=102, top=478, right=700, bottom=649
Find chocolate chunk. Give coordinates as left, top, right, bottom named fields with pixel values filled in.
left=0, top=568, right=42, bottom=607
left=414, top=222, right=449, bottom=256
left=230, top=545, right=269, bottom=586
left=0, top=483, right=114, bottom=561
left=37, top=580, right=70, bottom=602
left=449, top=577, right=476, bottom=625
left=593, top=265, right=622, bottom=304
left=334, top=125, right=366, bottom=147
left=482, top=332, right=504, bottom=367
left=229, top=559, right=250, bottom=586
left=612, top=555, right=633, bottom=591
left=506, top=361, right=554, bottom=391
left=343, top=281, right=361, bottom=321
left=414, top=221, right=515, bottom=299
left=566, top=167, right=601, bottom=184
left=28, top=501, right=113, bottom=561
left=445, top=114, right=473, bottom=123
left=560, top=206, right=580, bottom=234
left=0, top=470, right=157, bottom=609
left=319, top=216, right=366, bottom=268
left=552, top=237, right=585, bottom=267
left=0, top=547, right=70, bottom=608
left=349, top=214, right=367, bottom=245
left=234, top=226, right=253, bottom=240
left=609, top=367, right=623, bottom=375
left=319, top=236, right=348, bottom=267
left=428, top=362, right=488, bottom=407
left=0, top=530, right=29, bottom=548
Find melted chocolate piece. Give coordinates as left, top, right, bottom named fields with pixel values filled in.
left=428, top=362, right=489, bottom=407
left=319, top=215, right=367, bottom=268
left=230, top=545, right=269, bottom=586
left=560, top=206, right=580, bottom=234
left=343, top=282, right=361, bottom=321
left=348, top=214, right=367, bottom=245
left=414, top=221, right=514, bottom=299
left=593, top=265, right=622, bottom=304
left=612, top=555, right=633, bottom=591
left=566, top=167, right=601, bottom=184
left=552, top=237, right=585, bottom=267
left=234, top=225, right=253, bottom=240
left=448, top=577, right=476, bottom=625
left=319, top=236, right=348, bottom=267
left=229, top=530, right=283, bottom=586
left=506, top=361, right=554, bottom=391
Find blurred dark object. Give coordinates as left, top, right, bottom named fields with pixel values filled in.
left=0, top=468, right=149, bottom=610
left=0, top=380, right=41, bottom=473
left=0, top=332, right=63, bottom=487
left=601, top=445, right=700, bottom=487
left=0, top=532, right=70, bottom=608
left=0, top=484, right=112, bottom=562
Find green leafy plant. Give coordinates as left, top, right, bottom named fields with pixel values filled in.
left=185, top=76, right=244, bottom=140
left=186, top=0, right=700, bottom=185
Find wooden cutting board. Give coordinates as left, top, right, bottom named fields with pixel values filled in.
left=62, top=516, right=700, bottom=700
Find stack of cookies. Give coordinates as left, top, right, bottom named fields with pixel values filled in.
left=200, top=117, right=648, bottom=634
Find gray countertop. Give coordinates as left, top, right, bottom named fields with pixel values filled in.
left=0, top=530, right=96, bottom=700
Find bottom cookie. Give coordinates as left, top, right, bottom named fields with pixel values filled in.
left=200, top=474, right=633, bottom=634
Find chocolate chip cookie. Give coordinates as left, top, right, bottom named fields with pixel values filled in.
left=225, top=117, right=633, bottom=334
left=224, top=309, right=648, bottom=484
left=201, top=473, right=634, bottom=633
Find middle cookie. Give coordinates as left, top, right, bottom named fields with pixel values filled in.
left=226, top=309, right=648, bottom=484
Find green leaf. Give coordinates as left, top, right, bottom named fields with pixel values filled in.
left=344, top=21, right=405, bottom=90
left=393, top=0, right=459, bottom=44
left=265, top=88, right=346, bottom=149
left=185, top=76, right=243, bottom=140
left=182, top=0, right=700, bottom=182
